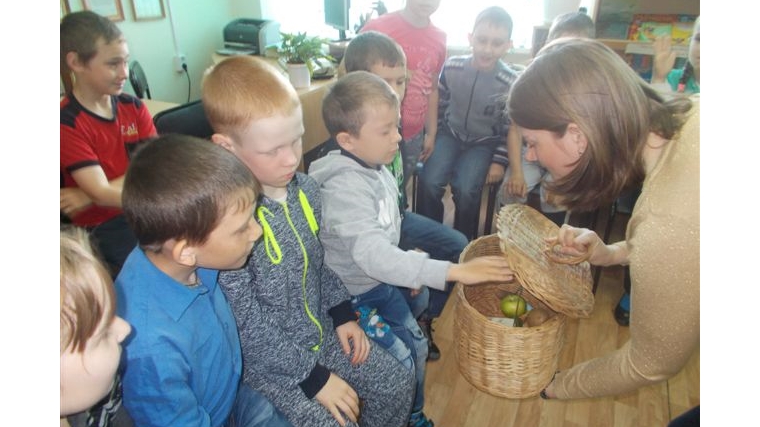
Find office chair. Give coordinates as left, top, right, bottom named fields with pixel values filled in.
left=129, top=60, right=151, bottom=99
left=152, top=100, right=214, bottom=139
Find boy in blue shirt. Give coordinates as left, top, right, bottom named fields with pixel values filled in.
left=115, top=135, right=290, bottom=427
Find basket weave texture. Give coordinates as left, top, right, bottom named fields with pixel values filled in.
left=496, top=204, right=594, bottom=318
left=454, top=234, right=566, bottom=398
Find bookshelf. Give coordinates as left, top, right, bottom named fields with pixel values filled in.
left=590, top=0, right=698, bottom=79
left=594, top=0, right=700, bottom=56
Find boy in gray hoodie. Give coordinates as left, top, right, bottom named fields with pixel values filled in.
left=309, top=71, right=514, bottom=427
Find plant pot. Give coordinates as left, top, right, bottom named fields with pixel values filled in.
left=287, top=63, right=311, bottom=89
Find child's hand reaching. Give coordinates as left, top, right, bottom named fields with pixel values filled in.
left=315, top=373, right=360, bottom=427
left=336, top=321, right=370, bottom=365
left=447, top=255, right=514, bottom=285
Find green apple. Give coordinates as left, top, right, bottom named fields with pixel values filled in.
left=500, top=294, right=527, bottom=318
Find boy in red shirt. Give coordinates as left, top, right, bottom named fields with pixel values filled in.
left=60, top=11, right=157, bottom=275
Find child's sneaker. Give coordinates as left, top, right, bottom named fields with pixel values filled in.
left=418, top=317, right=440, bottom=361
left=614, top=293, right=630, bottom=326
left=408, top=411, right=434, bottom=427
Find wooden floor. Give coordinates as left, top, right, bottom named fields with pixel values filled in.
left=422, top=202, right=700, bottom=427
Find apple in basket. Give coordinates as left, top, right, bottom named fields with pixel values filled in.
left=500, top=294, right=527, bottom=318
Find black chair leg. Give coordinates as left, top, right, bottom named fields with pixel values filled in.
left=482, top=184, right=498, bottom=236
left=411, top=173, right=418, bottom=213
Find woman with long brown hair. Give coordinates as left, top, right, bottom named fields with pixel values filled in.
left=508, top=38, right=699, bottom=399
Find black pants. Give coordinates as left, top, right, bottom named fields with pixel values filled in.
left=668, top=405, right=699, bottom=427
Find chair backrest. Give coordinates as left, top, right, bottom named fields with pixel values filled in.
left=129, top=60, right=151, bottom=99
left=152, top=100, right=214, bottom=139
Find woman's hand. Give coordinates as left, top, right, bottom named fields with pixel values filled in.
left=547, top=225, right=607, bottom=265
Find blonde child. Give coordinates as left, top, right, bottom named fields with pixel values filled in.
left=60, top=226, right=132, bottom=427
left=203, top=56, right=414, bottom=427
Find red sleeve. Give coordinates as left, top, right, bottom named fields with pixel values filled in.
left=136, top=99, right=157, bottom=141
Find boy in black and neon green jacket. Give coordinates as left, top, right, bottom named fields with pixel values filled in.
left=205, top=56, right=414, bottom=427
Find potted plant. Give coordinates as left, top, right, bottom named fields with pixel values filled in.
left=278, top=32, right=334, bottom=88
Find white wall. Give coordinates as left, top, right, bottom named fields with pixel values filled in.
left=64, top=0, right=265, bottom=104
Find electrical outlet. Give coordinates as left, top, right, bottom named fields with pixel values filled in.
left=173, top=53, right=187, bottom=73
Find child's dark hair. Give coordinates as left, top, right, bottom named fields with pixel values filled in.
left=322, top=71, right=400, bottom=137
left=122, top=134, right=260, bottom=251
left=677, top=62, right=694, bottom=93
left=547, top=11, right=596, bottom=42
left=344, top=31, right=406, bottom=73
left=60, top=11, right=123, bottom=73
left=473, top=6, right=513, bottom=39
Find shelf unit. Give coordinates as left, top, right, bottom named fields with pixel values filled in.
left=593, top=0, right=699, bottom=54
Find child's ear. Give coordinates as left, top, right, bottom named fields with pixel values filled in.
left=335, top=131, right=354, bottom=151
left=66, top=51, right=84, bottom=73
left=467, top=32, right=474, bottom=47
left=211, top=133, right=236, bottom=154
left=168, top=238, right=197, bottom=267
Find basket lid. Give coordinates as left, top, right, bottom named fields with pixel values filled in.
left=496, top=204, right=594, bottom=318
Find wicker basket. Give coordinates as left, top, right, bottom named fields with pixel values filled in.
left=454, top=205, right=594, bottom=398
left=454, top=235, right=565, bottom=398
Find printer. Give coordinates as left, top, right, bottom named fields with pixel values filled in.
left=220, top=19, right=281, bottom=55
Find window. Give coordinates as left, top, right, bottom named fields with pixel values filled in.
left=271, top=1, right=595, bottom=53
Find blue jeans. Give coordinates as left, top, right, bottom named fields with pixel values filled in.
left=399, top=212, right=467, bottom=318
left=351, top=284, right=427, bottom=413
left=400, top=131, right=425, bottom=194
left=226, top=383, right=292, bottom=427
left=417, top=129, right=499, bottom=240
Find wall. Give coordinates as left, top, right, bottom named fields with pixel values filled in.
left=64, top=0, right=265, bottom=104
